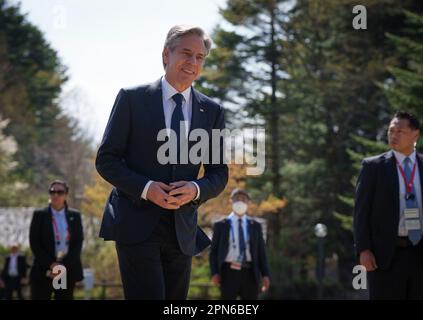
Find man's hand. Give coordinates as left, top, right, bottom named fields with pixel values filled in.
left=211, top=274, right=221, bottom=287
left=359, top=249, right=378, bottom=271
left=147, top=182, right=182, bottom=209
left=261, top=276, right=270, bottom=292
left=169, top=181, right=197, bottom=205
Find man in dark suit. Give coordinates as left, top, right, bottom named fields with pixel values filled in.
left=354, top=111, right=423, bottom=299
left=209, top=189, right=270, bottom=300
left=29, top=180, right=84, bottom=300
left=1, top=244, right=27, bottom=300
left=95, top=25, right=228, bottom=300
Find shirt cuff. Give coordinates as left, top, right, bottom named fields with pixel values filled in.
left=141, top=180, right=154, bottom=200
left=191, top=181, right=200, bottom=201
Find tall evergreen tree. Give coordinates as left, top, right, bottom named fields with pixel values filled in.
left=200, top=0, right=423, bottom=297
left=0, top=0, right=94, bottom=206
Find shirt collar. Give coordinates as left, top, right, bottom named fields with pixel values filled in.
left=161, top=76, right=191, bottom=105
left=51, top=207, right=65, bottom=216
left=392, top=149, right=417, bottom=165
left=228, top=212, right=248, bottom=224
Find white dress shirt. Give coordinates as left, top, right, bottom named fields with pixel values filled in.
left=51, top=207, right=69, bottom=257
left=8, top=253, right=19, bottom=277
left=224, top=212, right=252, bottom=263
left=393, top=150, right=423, bottom=236
left=141, top=76, right=200, bottom=201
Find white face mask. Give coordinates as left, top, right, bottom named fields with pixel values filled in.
left=232, top=201, right=248, bottom=216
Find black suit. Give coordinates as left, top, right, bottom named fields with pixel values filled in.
left=29, top=206, right=84, bottom=300
left=96, top=79, right=228, bottom=299
left=354, top=150, right=423, bottom=299
left=1, top=255, right=27, bottom=300
left=209, top=217, right=270, bottom=299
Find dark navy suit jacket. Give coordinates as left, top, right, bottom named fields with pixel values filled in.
left=29, top=207, right=84, bottom=282
left=1, top=255, right=27, bottom=280
left=209, top=217, right=271, bottom=284
left=95, top=79, right=228, bottom=256
left=354, top=150, right=423, bottom=270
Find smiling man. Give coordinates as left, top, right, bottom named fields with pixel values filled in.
left=354, top=111, right=423, bottom=299
left=95, top=25, right=228, bottom=300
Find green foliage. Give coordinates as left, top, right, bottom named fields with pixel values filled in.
left=385, top=10, right=423, bottom=120
left=0, top=0, right=94, bottom=207
left=188, top=254, right=220, bottom=299
left=201, top=0, right=423, bottom=297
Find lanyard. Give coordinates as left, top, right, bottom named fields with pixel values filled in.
left=52, top=214, right=70, bottom=245
left=396, top=157, right=417, bottom=194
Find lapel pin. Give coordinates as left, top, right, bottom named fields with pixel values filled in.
left=200, top=108, right=205, bottom=112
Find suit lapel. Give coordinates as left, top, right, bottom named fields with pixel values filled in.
left=247, top=218, right=256, bottom=258
left=146, top=79, right=166, bottom=135
left=189, top=88, right=210, bottom=153
left=47, top=206, right=56, bottom=251
left=417, top=153, right=423, bottom=202
left=222, top=219, right=230, bottom=250
left=384, top=150, right=400, bottom=218
left=190, top=88, right=208, bottom=133
left=65, top=207, right=72, bottom=242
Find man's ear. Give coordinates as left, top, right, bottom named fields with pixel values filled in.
left=415, top=129, right=420, bottom=141
left=163, top=48, right=169, bottom=66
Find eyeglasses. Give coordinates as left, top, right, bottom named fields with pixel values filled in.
left=49, top=190, right=66, bottom=196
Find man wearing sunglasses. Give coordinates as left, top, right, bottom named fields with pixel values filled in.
left=29, top=180, right=84, bottom=300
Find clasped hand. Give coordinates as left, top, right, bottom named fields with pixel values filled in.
left=146, top=181, right=197, bottom=209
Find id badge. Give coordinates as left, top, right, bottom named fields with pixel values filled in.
left=405, top=219, right=421, bottom=231
left=230, top=262, right=242, bottom=270
left=404, top=208, right=419, bottom=219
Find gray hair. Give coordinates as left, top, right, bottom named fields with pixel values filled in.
left=162, top=25, right=212, bottom=68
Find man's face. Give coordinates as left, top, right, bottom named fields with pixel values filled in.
left=388, top=118, right=419, bottom=153
left=163, top=34, right=207, bottom=90
left=49, top=183, right=67, bottom=208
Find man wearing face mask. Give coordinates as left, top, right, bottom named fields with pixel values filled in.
left=209, top=188, right=270, bottom=299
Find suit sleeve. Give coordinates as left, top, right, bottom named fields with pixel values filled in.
left=29, top=211, right=55, bottom=269
left=353, top=160, right=376, bottom=255
left=193, top=106, right=229, bottom=205
left=209, top=222, right=221, bottom=276
left=63, top=213, right=84, bottom=267
left=257, top=223, right=271, bottom=278
left=95, top=89, right=150, bottom=201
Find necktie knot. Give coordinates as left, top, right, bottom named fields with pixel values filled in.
left=172, top=93, right=183, bottom=106
left=404, top=157, right=411, bottom=165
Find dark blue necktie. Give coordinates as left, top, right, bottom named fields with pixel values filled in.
left=238, top=218, right=246, bottom=263
left=171, top=93, right=185, bottom=162
left=404, top=157, right=422, bottom=245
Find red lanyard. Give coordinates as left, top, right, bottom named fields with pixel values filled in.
left=52, top=214, right=70, bottom=244
left=396, top=158, right=417, bottom=194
